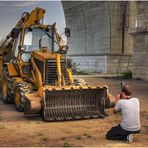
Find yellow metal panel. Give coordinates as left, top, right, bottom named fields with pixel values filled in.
left=7, top=63, right=18, bottom=77
left=24, top=8, right=45, bottom=28
left=67, top=68, right=74, bottom=84
left=33, top=51, right=64, bottom=61
left=56, top=54, right=62, bottom=86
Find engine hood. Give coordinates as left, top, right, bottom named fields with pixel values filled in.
left=32, top=50, right=64, bottom=62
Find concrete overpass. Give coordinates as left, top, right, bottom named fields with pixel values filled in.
left=62, top=1, right=148, bottom=81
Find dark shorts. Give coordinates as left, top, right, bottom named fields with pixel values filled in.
left=106, top=124, right=140, bottom=141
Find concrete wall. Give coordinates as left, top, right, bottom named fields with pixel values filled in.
left=62, top=1, right=110, bottom=55
left=62, top=1, right=133, bottom=74
left=69, top=54, right=132, bottom=74
left=130, top=2, right=148, bottom=81
left=107, top=54, right=132, bottom=74
left=69, top=55, right=107, bottom=73
left=109, top=1, right=135, bottom=54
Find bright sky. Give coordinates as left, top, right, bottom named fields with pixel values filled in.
left=0, top=1, right=66, bottom=41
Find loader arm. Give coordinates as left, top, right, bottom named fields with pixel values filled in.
left=1, top=8, right=45, bottom=49
left=31, top=57, right=43, bottom=97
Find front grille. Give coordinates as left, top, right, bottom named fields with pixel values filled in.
left=45, top=59, right=68, bottom=85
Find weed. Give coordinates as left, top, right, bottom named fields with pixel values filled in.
left=0, top=114, right=3, bottom=121
left=66, top=131, right=71, bottom=134
left=75, top=70, right=88, bottom=75
left=61, top=137, right=66, bottom=140
left=83, top=133, right=92, bottom=138
left=42, top=137, right=48, bottom=142
left=87, top=135, right=92, bottom=138
left=26, top=120, right=31, bottom=124
left=143, top=125, right=148, bottom=129
left=121, top=70, right=132, bottom=79
left=36, top=121, right=41, bottom=124
left=0, top=125, right=5, bottom=129
left=76, top=136, right=82, bottom=140
left=67, top=58, right=88, bottom=75
left=63, top=141, right=71, bottom=147
left=135, top=77, right=142, bottom=80
left=37, top=132, right=43, bottom=136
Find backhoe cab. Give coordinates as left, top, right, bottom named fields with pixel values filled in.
left=0, top=7, right=115, bottom=121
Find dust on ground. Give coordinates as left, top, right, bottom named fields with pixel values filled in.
left=0, top=77, right=148, bottom=147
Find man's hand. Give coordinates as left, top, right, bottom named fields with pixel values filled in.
left=116, top=92, right=122, bottom=102
left=113, top=107, right=117, bottom=114
left=113, top=92, right=122, bottom=114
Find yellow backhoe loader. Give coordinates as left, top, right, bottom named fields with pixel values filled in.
left=0, top=7, right=115, bottom=121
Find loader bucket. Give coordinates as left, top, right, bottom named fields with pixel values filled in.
left=42, top=86, right=109, bottom=121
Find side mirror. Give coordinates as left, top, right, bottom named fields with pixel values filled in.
left=65, top=27, right=71, bottom=38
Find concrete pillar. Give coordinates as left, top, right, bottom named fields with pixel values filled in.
left=62, top=1, right=110, bottom=55
left=130, top=1, right=148, bottom=81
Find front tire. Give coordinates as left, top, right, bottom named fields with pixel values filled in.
left=14, top=82, right=30, bottom=112
left=2, top=68, right=14, bottom=103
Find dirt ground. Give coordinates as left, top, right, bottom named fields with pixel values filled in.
left=0, top=77, right=148, bottom=147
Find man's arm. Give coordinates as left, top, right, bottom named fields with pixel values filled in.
left=113, top=93, right=122, bottom=114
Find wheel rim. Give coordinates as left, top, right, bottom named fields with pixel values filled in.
left=15, top=89, right=21, bottom=107
left=2, top=76, right=7, bottom=99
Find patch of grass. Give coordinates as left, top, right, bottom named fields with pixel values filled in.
left=61, top=137, right=66, bottom=140
left=67, top=58, right=88, bottom=75
left=66, top=131, right=71, bottom=134
left=42, top=137, right=48, bottom=142
left=36, top=121, right=41, bottom=124
left=0, top=125, right=5, bottom=129
left=87, top=135, right=92, bottom=138
left=121, top=70, right=132, bottom=79
left=0, top=114, right=3, bottom=121
left=26, top=120, right=31, bottom=124
left=37, top=132, right=43, bottom=136
left=75, top=70, right=88, bottom=75
left=63, top=141, right=71, bottom=147
left=76, top=136, right=82, bottom=140
left=135, top=77, right=142, bottom=80
left=83, top=133, right=92, bottom=138
left=143, top=125, right=148, bottom=129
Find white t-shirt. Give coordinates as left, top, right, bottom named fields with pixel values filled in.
left=114, top=97, right=141, bottom=131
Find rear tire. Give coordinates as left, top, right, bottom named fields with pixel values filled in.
left=2, top=67, right=14, bottom=103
